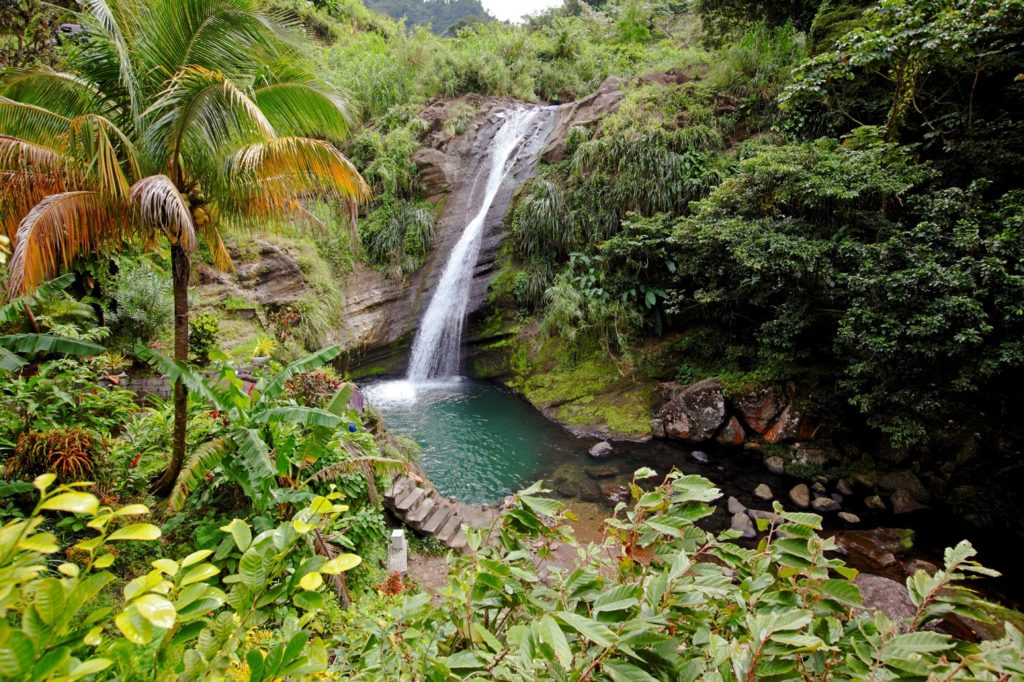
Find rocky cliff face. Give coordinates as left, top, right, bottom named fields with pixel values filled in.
left=336, top=80, right=630, bottom=373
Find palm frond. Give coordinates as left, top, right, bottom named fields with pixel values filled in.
left=134, top=344, right=227, bottom=409
left=256, top=346, right=342, bottom=404
left=138, top=0, right=300, bottom=87
left=78, top=0, right=140, bottom=119
left=7, top=191, right=125, bottom=295
left=69, top=115, right=139, bottom=198
left=0, top=68, right=104, bottom=119
left=225, top=137, right=370, bottom=211
left=168, top=436, right=232, bottom=511
left=301, top=456, right=407, bottom=487
left=254, top=81, right=353, bottom=143
left=0, top=98, right=72, bottom=148
left=145, top=65, right=276, bottom=179
left=129, top=175, right=196, bottom=249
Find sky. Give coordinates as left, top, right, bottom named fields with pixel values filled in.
left=481, top=0, right=565, bottom=22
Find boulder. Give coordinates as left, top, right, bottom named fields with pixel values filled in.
left=877, top=470, right=930, bottom=503
left=763, top=405, right=821, bottom=444
left=656, top=379, right=727, bottom=443
left=556, top=480, right=580, bottom=497
left=811, top=482, right=826, bottom=495
left=747, top=509, right=781, bottom=524
left=835, top=528, right=914, bottom=572
left=789, top=484, right=811, bottom=509
left=890, top=489, right=928, bottom=515
left=727, top=496, right=746, bottom=514
left=838, top=511, right=861, bottom=524
left=715, top=416, right=746, bottom=447
left=599, top=483, right=630, bottom=505
left=836, top=478, right=854, bottom=496
left=733, top=385, right=788, bottom=434
left=585, top=466, right=618, bottom=479
left=854, top=574, right=916, bottom=621
left=765, top=456, right=785, bottom=475
left=650, top=418, right=666, bottom=439
left=691, top=450, right=710, bottom=464
left=754, top=484, right=773, bottom=501
left=589, top=441, right=614, bottom=458
left=233, top=240, right=308, bottom=305
left=811, top=497, right=841, bottom=513
left=731, top=512, right=757, bottom=539
left=865, top=495, right=886, bottom=511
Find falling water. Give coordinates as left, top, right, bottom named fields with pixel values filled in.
left=407, top=107, right=545, bottom=381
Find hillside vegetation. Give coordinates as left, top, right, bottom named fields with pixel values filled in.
left=1, top=0, right=1023, bottom=679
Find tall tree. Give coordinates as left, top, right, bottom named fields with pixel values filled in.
left=0, top=0, right=369, bottom=495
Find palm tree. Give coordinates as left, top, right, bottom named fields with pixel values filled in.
left=0, top=0, right=369, bottom=494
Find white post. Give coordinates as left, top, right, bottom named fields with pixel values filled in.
left=387, top=529, right=408, bottom=575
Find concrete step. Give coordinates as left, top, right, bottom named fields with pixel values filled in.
left=421, top=505, right=452, bottom=535
left=447, top=531, right=467, bottom=552
left=437, top=515, right=463, bottom=546
left=406, top=497, right=437, bottom=529
left=385, top=476, right=409, bottom=501
left=385, top=473, right=409, bottom=499
left=395, top=486, right=425, bottom=513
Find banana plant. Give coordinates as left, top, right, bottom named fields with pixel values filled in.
left=0, top=274, right=104, bottom=372
left=135, top=345, right=404, bottom=514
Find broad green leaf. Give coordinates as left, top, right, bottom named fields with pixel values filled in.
left=556, top=612, right=615, bottom=647
left=0, top=630, right=35, bottom=677
left=181, top=549, right=214, bottom=568
left=294, top=591, right=324, bottom=611
left=299, top=572, right=323, bottom=591
left=115, top=606, right=157, bottom=644
left=33, top=578, right=64, bottom=625
left=133, top=594, right=176, bottom=629
left=17, top=532, right=59, bottom=554
left=108, top=523, right=161, bottom=541
left=93, top=554, right=115, bottom=569
left=152, top=559, right=179, bottom=576
left=69, top=659, right=112, bottom=679
left=114, top=504, right=150, bottom=516
left=537, top=615, right=572, bottom=668
left=604, top=659, right=659, bottom=682
left=33, top=474, right=56, bottom=492
left=181, top=563, right=220, bottom=586
left=39, top=492, right=99, bottom=515
left=220, top=519, right=252, bottom=552
left=321, top=553, right=361, bottom=574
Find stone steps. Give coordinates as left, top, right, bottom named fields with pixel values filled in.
left=384, top=474, right=478, bottom=552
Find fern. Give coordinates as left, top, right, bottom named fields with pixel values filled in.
left=301, top=456, right=407, bottom=487
left=169, top=437, right=232, bottom=511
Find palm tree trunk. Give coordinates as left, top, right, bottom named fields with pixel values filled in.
left=151, top=242, right=191, bottom=496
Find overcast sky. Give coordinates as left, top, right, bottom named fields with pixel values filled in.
left=481, top=0, right=565, bottom=22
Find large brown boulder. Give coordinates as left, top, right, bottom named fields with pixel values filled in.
left=656, top=379, right=727, bottom=443
left=854, top=574, right=916, bottom=621
left=716, top=416, right=746, bottom=446
left=733, top=385, right=789, bottom=434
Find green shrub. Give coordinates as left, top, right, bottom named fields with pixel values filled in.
left=188, top=311, right=221, bottom=367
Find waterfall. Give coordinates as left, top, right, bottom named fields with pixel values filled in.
left=407, top=107, right=545, bottom=381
